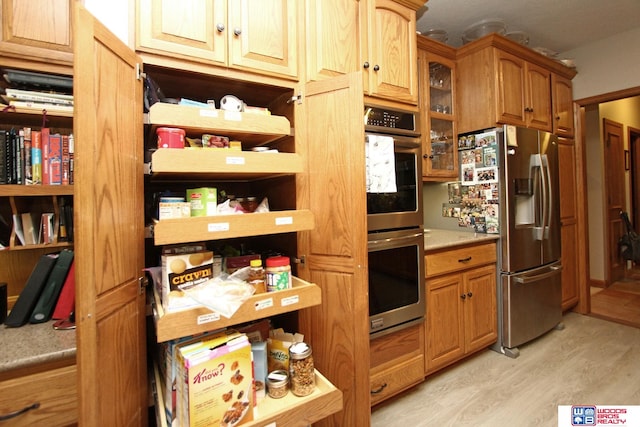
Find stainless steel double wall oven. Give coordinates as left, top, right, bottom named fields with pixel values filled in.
left=365, top=105, right=425, bottom=338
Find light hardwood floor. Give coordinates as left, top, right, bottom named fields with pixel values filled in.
left=371, top=312, right=640, bottom=426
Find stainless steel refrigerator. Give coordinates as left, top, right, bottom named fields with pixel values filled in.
left=495, top=125, right=563, bottom=358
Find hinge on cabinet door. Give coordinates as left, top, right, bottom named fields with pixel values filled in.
left=138, top=276, right=148, bottom=295
left=136, top=63, right=145, bottom=81
left=287, top=93, right=302, bottom=104
left=293, top=255, right=306, bottom=267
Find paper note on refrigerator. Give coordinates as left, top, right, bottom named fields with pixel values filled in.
left=365, top=135, right=397, bottom=193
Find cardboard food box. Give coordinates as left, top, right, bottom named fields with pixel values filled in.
left=187, top=187, right=217, bottom=217
left=177, top=331, right=254, bottom=427
left=159, top=202, right=191, bottom=220
left=161, top=250, right=214, bottom=312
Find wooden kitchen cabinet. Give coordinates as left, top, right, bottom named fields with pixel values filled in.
left=456, top=34, right=576, bottom=134
left=424, top=242, right=497, bottom=374
left=136, top=0, right=300, bottom=81
left=558, top=137, right=580, bottom=310
left=552, top=74, right=575, bottom=137
left=369, top=323, right=424, bottom=406
left=417, top=36, right=458, bottom=180
left=0, top=0, right=73, bottom=72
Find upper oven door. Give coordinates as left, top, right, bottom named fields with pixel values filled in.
left=366, top=133, right=423, bottom=231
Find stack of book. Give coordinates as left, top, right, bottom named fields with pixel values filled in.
left=1, top=68, right=73, bottom=114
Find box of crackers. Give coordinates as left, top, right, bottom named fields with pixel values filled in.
left=176, top=330, right=254, bottom=427
left=161, top=249, right=214, bottom=313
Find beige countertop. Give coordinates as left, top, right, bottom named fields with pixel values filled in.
left=0, top=321, right=76, bottom=374
left=424, top=228, right=499, bottom=252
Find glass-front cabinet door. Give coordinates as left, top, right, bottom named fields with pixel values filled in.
left=418, top=38, right=458, bottom=181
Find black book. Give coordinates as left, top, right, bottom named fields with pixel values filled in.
left=30, top=249, right=74, bottom=323
left=0, top=130, right=6, bottom=184
left=4, top=253, right=58, bottom=327
left=8, top=129, right=16, bottom=184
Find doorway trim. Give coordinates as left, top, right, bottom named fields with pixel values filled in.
left=574, top=86, right=640, bottom=314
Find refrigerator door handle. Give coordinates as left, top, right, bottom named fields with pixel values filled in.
left=513, top=265, right=563, bottom=284
left=530, top=154, right=546, bottom=241
left=541, top=154, right=553, bottom=240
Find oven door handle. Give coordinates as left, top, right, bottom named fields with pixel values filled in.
left=368, top=231, right=423, bottom=246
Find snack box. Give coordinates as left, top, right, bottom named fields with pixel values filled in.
left=187, top=187, right=217, bottom=217
left=177, top=331, right=254, bottom=427
left=161, top=250, right=213, bottom=312
left=159, top=202, right=191, bottom=220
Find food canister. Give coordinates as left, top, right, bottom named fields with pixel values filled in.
left=156, top=127, right=185, bottom=148
left=266, top=370, right=289, bottom=399
left=289, top=342, right=315, bottom=396
left=265, top=256, right=292, bottom=292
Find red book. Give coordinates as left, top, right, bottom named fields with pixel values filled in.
left=61, top=134, right=69, bottom=185
left=41, top=128, right=50, bottom=185
left=52, top=261, right=75, bottom=320
left=48, top=133, right=62, bottom=185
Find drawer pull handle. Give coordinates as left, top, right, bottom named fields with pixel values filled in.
left=0, top=402, right=40, bottom=421
left=371, top=383, right=388, bottom=394
left=458, top=256, right=472, bottom=263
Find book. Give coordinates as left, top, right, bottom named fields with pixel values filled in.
left=52, top=260, right=75, bottom=320
left=4, top=88, right=74, bottom=105
left=31, top=130, right=42, bottom=185
left=7, top=129, right=15, bottom=184
left=48, top=133, right=62, bottom=185
left=12, top=213, right=25, bottom=246
left=41, top=128, right=50, bottom=185
left=4, top=253, right=57, bottom=327
left=23, top=128, right=32, bottom=184
left=40, top=212, right=54, bottom=244
left=68, top=133, right=74, bottom=185
left=30, top=249, right=74, bottom=323
left=16, top=129, right=24, bottom=184
left=0, top=130, right=6, bottom=184
left=21, top=212, right=38, bottom=245
left=8, top=100, right=73, bottom=113
left=61, top=134, right=69, bottom=185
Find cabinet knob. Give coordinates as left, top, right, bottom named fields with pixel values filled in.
left=423, top=154, right=434, bottom=160
left=216, top=23, right=225, bottom=32
left=234, top=27, right=242, bottom=36
left=363, top=62, right=370, bottom=69
left=467, top=292, right=473, bottom=298
left=556, top=115, right=561, bottom=121
left=460, top=294, right=466, bottom=300
left=373, top=64, right=380, bottom=72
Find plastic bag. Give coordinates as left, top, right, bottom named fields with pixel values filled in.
left=178, top=267, right=255, bottom=318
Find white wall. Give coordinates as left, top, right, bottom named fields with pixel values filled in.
left=83, top=0, right=131, bottom=45
left=564, top=27, right=640, bottom=100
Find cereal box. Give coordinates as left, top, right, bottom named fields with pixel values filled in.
left=161, top=250, right=214, bottom=312
left=177, top=331, right=254, bottom=427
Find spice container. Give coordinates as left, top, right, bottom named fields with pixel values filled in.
left=266, top=370, right=289, bottom=399
left=248, top=259, right=266, bottom=294
left=289, top=342, right=315, bottom=396
left=265, top=256, right=292, bottom=292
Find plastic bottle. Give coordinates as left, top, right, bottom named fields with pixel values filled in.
left=248, top=258, right=266, bottom=294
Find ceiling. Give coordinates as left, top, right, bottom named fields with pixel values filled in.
left=415, top=0, right=640, bottom=56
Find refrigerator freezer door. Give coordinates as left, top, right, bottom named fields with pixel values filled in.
left=501, top=261, right=562, bottom=350
left=539, top=131, right=562, bottom=265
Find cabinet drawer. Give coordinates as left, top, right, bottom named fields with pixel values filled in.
left=426, top=242, right=496, bottom=277
left=370, top=355, right=424, bottom=406
left=370, top=323, right=423, bottom=369
left=0, top=365, right=77, bottom=427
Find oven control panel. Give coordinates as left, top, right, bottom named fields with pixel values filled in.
left=364, top=106, right=419, bottom=136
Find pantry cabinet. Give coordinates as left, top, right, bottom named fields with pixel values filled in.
left=0, top=0, right=73, bottom=72
left=424, top=242, right=497, bottom=374
left=417, top=36, right=458, bottom=180
left=558, top=137, right=579, bottom=310
left=136, top=0, right=300, bottom=81
left=456, top=34, right=576, bottom=135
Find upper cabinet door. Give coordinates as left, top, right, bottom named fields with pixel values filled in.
left=305, top=0, right=361, bottom=82
left=137, top=0, right=227, bottom=65
left=0, top=0, right=73, bottom=67
left=363, top=0, right=418, bottom=104
left=74, top=5, right=147, bottom=424
left=526, top=62, right=552, bottom=132
left=228, top=0, right=299, bottom=79
left=495, top=50, right=527, bottom=127
left=552, top=74, right=575, bottom=137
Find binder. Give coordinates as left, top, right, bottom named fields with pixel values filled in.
left=4, top=253, right=57, bottom=327
left=51, top=260, right=75, bottom=320
left=29, top=249, right=74, bottom=323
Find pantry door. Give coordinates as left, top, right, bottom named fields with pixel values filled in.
left=74, top=5, right=147, bottom=425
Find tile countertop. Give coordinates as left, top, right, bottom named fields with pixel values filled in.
left=0, top=321, right=76, bottom=374
left=424, top=228, right=499, bottom=252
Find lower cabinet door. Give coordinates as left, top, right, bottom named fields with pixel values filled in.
left=0, top=364, right=77, bottom=427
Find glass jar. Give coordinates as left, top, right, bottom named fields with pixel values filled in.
left=289, top=342, right=315, bottom=396
left=265, top=256, right=292, bottom=292
left=266, top=370, right=289, bottom=399
left=248, top=258, right=266, bottom=294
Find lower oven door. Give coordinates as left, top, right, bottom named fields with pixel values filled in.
left=368, top=228, right=425, bottom=337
